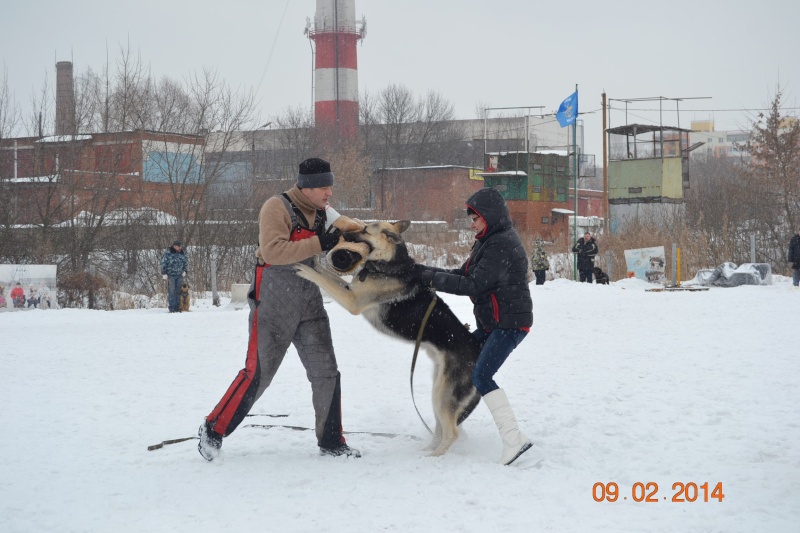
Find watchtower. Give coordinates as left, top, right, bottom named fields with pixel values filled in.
left=605, top=96, right=708, bottom=231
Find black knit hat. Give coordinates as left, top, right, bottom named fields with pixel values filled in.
left=297, top=157, right=335, bottom=189
left=173, top=240, right=183, bottom=246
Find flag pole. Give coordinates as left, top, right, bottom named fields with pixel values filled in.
left=572, top=84, right=579, bottom=281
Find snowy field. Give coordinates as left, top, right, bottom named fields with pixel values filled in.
left=2, top=276, right=799, bottom=532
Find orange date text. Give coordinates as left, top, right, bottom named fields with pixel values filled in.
left=592, top=482, right=724, bottom=503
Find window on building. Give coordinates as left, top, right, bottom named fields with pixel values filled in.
left=541, top=216, right=550, bottom=224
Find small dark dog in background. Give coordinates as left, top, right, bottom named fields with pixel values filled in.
left=593, top=267, right=610, bottom=285
left=179, top=282, right=191, bottom=312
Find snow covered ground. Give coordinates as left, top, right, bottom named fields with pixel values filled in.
left=2, top=277, right=799, bottom=532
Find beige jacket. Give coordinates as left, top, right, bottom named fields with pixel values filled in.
left=256, top=186, right=324, bottom=265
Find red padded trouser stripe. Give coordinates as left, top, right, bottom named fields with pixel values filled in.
left=206, top=265, right=264, bottom=435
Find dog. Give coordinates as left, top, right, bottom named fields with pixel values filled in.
left=593, top=266, right=610, bottom=285
left=294, top=220, right=481, bottom=456
left=179, top=282, right=191, bottom=312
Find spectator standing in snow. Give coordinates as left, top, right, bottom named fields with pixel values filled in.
left=160, top=240, right=188, bottom=313
left=530, top=237, right=550, bottom=285
left=413, top=188, right=534, bottom=465
left=0, top=285, right=6, bottom=309
left=198, top=157, right=365, bottom=461
left=572, top=232, right=599, bottom=283
left=789, top=229, right=800, bottom=287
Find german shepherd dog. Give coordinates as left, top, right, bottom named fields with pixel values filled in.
left=179, top=282, right=191, bottom=312
left=294, top=221, right=481, bottom=456
left=593, top=266, right=610, bottom=285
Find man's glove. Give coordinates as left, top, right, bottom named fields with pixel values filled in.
left=319, top=228, right=342, bottom=252
left=162, top=274, right=168, bottom=280
left=332, top=215, right=366, bottom=233
left=182, top=272, right=186, bottom=277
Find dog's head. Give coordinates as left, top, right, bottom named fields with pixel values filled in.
left=329, top=221, right=411, bottom=272
left=181, top=283, right=190, bottom=291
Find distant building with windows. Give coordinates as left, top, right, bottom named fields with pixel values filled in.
left=0, top=130, right=204, bottom=225
left=689, top=120, right=751, bottom=161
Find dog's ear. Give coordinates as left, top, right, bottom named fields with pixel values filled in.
left=390, top=220, right=411, bottom=234
left=383, top=230, right=404, bottom=245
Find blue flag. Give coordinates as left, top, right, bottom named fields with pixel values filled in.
left=556, top=91, right=578, bottom=128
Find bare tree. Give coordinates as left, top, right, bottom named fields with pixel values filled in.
left=412, top=90, right=461, bottom=165
left=107, top=46, right=153, bottom=132
left=684, top=155, right=751, bottom=265
left=24, top=77, right=53, bottom=137
left=1, top=48, right=261, bottom=305
left=268, top=105, right=317, bottom=180
left=325, top=140, right=371, bottom=209
left=746, top=90, right=800, bottom=250
left=363, top=84, right=465, bottom=169
left=0, top=65, right=20, bottom=138
left=376, top=83, right=419, bottom=168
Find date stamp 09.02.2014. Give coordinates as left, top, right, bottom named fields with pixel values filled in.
left=593, top=482, right=724, bottom=503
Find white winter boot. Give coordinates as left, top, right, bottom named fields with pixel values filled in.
left=483, top=388, right=532, bottom=465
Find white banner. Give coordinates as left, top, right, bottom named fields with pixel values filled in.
left=623, top=247, right=666, bottom=284
left=0, top=264, right=58, bottom=310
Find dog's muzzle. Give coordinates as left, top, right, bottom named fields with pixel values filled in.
left=326, top=239, right=372, bottom=274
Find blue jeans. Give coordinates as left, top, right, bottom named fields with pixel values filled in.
left=471, top=328, right=528, bottom=396
left=167, top=275, right=183, bottom=311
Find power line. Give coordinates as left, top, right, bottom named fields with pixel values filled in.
left=607, top=107, right=800, bottom=113
left=255, top=0, right=292, bottom=96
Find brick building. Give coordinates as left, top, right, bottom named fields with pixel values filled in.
left=0, top=130, right=204, bottom=225
left=373, top=166, right=483, bottom=224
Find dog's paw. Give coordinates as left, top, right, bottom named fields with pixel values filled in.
left=293, top=263, right=317, bottom=281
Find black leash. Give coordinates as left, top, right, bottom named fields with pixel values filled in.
left=244, top=424, right=423, bottom=441
left=410, top=293, right=438, bottom=435
left=147, top=414, right=289, bottom=451
left=147, top=436, right=197, bottom=451
left=146, top=413, right=427, bottom=451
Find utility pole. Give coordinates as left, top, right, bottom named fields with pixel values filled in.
left=602, top=92, right=609, bottom=234
left=572, top=84, right=579, bottom=281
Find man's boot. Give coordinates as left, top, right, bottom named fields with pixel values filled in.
left=198, top=420, right=222, bottom=461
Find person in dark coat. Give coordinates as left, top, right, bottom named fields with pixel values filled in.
left=572, top=232, right=598, bottom=283
left=415, top=187, right=534, bottom=465
left=160, top=240, right=188, bottom=313
left=788, top=229, right=800, bottom=287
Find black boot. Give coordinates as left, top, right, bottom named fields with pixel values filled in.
left=317, top=373, right=361, bottom=458
left=320, top=443, right=361, bottom=458
left=198, top=421, right=223, bottom=461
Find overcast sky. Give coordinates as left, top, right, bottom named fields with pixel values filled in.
left=2, top=0, right=798, bottom=159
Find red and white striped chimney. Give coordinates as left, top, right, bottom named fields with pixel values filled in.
left=306, top=0, right=366, bottom=141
